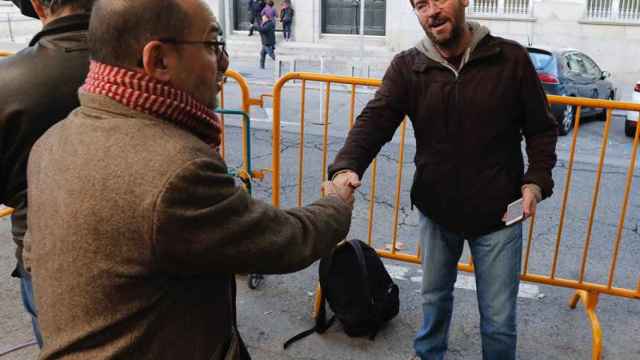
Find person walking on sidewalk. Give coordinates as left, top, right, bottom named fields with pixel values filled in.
left=280, top=0, right=294, bottom=41
left=253, top=13, right=276, bottom=69
left=248, top=0, right=264, bottom=36
left=329, top=0, right=558, bottom=359
left=261, top=0, right=276, bottom=19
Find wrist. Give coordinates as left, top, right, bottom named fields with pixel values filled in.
left=331, top=169, right=355, bottom=181
left=522, top=183, right=542, bottom=202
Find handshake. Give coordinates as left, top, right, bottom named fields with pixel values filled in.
left=321, top=170, right=362, bottom=208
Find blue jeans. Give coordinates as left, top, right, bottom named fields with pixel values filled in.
left=260, top=45, right=275, bottom=68
left=283, top=21, right=292, bottom=39
left=414, top=214, right=522, bottom=360
left=18, top=266, right=43, bottom=348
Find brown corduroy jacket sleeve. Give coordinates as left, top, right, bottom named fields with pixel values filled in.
left=151, top=157, right=352, bottom=275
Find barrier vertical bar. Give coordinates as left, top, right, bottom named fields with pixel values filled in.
left=219, top=83, right=226, bottom=159
left=320, top=82, right=332, bottom=189
left=297, top=80, right=307, bottom=207
left=552, top=106, right=583, bottom=278
left=523, top=213, right=537, bottom=274
left=349, top=84, right=357, bottom=129
left=607, top=111, right=640, bottom=288
left=272, top=77, right=283, bottom=207
left=390, top=119, right=407, bottom=254
left=367, top=159, right=378, bottom=246
left=579, top=109, right=613, bottom=283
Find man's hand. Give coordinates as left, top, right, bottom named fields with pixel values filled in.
left=332, top=170, right=361, bottom=190
left=322, top=181, right=355, bottom=208
left=521, top=186, right=539, bottom=219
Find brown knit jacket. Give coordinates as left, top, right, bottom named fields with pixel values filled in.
left=25, top=92, right=352, bottom=359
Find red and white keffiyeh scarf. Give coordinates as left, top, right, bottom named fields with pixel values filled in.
left=82, top=61, right=221, bottom=146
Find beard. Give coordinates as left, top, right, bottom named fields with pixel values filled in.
left=424, top=21, right=463, bottom=50
left=420, top=6, right=467, bottom=51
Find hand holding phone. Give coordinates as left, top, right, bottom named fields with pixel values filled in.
left=503, top=198, right=524, bottom=226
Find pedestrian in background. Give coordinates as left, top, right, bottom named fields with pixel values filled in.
left=248, top=0, right=264, bottom=36
left=261, top=0, right=276, bottom=19
left=280, top=0, right=294, bottom=41
left=253, top=13, right=276, bottom=69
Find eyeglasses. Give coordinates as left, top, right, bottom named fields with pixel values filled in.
left=414, top=0, right=449, bottom=13
left=158, top=38, right=228, bottom=58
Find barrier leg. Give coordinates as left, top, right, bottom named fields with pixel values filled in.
left=313, top=283, right=322, bottom=318
left=568, top=290, right=602, bottom=360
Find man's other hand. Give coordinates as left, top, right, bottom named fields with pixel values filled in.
left=332, top=170, right=361, bottom=190
left=521, top=186, right=539, bottom=219
left=322, top=181, right=355, bottom=208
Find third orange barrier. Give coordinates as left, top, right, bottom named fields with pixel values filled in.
left=271, top=72, right=640, bottom=360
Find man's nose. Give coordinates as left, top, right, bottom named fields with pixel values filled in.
left=426, top=6, right=441, bottom=17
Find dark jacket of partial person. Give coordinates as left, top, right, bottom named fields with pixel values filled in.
left=329, top=30, right=558, bottom=238
left=249, top=0, right=265, bottom=16
left=280, top=7, right=294, bottom=23
left=255, top=18, right=276, bottom=46
left=25, top=92, right=352, bottom=360
left=0, top=14, right=90, bottom=274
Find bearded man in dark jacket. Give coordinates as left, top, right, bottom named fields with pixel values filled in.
left=329, top=0, right=558, bottom=359
left=0, top=0, right=95, bottom=347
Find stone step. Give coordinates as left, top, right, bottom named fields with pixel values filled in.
left=226, top=35, right=395, bottom=64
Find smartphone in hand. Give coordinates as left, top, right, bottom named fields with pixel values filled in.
left=504, top=198, right=524, bottom=226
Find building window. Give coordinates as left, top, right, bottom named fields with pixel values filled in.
left=322, top=0, right=386, bottom=36
left=585, top=0, right=640, bottom=22
left=467, top=0, right=533, bottom=18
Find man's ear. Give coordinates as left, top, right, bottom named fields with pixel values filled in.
left=30, top=0, right=48, bottom=21
left=141, top=41, right=173, bottom=82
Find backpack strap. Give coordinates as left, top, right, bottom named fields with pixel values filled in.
left=347, top=240, right=381, bottom=341
left=346, top=240, right=372, bottom=303
left=283, top=283, right=336, bottom=349
left=283, top=253, right=338, bottom=349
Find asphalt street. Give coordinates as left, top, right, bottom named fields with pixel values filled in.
left=1, top=49, right=639, bottom=360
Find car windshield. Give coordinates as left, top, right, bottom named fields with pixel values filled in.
left=527, top=50, right=558, bottom=76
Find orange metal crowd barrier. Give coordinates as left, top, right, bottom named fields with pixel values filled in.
left=218, top=68, right=269, bottom=184
left=271, top=72, right=640, bottom=360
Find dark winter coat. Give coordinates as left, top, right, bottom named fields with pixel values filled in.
left=330, top=28, right=557, bottom=237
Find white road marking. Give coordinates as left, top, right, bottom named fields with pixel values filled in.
left=385, top=264, right=410, bottom=281
left=387, top=265, right=540, bottom=300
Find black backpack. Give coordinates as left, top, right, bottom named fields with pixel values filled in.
left=284, top=240, right=400, bottom=349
